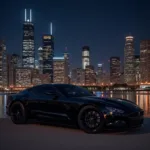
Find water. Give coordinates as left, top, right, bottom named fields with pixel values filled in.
left=0, top=91, right=150, bottom=118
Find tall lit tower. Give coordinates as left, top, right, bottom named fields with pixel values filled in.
left=42, top=23, right=54, bottom=82
left=140, top=40, right=150, bottom=82
left=124, top=36, right=135, bottom=84
left=82, top=46, right=90, bottom=69
left=134, top=55, right=140, bottom=84
left=38, top=47, right=43, bottom=74
left=97, top=64, right=103, bottom=85
left=0, top=40, right=8, bottom=88
left=110, top=57, right=121, bottom=84
left=22, top=9, right=35, bottom=68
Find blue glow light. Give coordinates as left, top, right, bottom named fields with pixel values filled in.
left=53, top=56, right=64, bottom=60
left=98, top=64, right=102, bottom=67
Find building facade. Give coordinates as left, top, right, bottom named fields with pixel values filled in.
left=7, top=54, right=21, bottom=88
left=22, top=9, right=35, bottom=68
left=124, top=36, right=135, bottom=84
left=11, top=54, right=20, bottom=67
left=2, top=50, right=8, bottom=88
left=140, top=40, right=150, bottom=83
left=15, top=68, right=32, bottom=87
left=7, top=54, right=15, bottom=88
left=120, top=72, right=124, bottom=84
left=38, top=47, right=43, bottom=74
left=64, top=52, right=70, bottom=84
left=53, top=55, right=69, bottom=84
left=110, top=57, right=121, bottom=84
left=0, top=40, right=4, bottom=88
left=103, top=71, right=110, bottom=85
left=0, top=40, right=8, bottom=89
left=42, top=35, right=54, bottom=82
left=71, top=68, right=85, bottom=85
left=85, top=65, right=96, bottom=85
left=97, top=64, right=103, bottom=85
left=32, top=69, right=42, bottom=85
left=82, top=46, right=90, bottom=69
left=134, top=55, right=140, bottom=84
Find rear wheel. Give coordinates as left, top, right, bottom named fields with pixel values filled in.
left=10, top=102, right=28, bottom=124
left=78, top=105, right=105, bottom=134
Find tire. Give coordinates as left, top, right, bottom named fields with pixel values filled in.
left=10, top=101, right=28, bottom=124
left=78, top=105, right=105, bottom=134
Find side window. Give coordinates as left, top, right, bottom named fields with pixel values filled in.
left=31, top=85, right=56, bottom=98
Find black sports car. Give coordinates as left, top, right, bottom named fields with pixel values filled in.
left=6, top=84, right=144, bottom=133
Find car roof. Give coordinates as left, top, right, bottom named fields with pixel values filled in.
left=31, top=83, right=73, bottom=88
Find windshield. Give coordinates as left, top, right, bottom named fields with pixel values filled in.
left=54, top=84, right=93, bottom=97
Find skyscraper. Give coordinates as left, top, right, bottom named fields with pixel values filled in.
left=71, top=68, right=85, bottom=85
left=11, top=54, right=20, bottom=67
left=7, top=54, right=20, bottom=88
left=0, top=40, right=8, bottom=89
left=22, top=9, right=35, bottom=68
left=0, top=40, right=6, bottom=88
left=42, top=34, right=54, bottom=82
left=2, top=51, right=8, bottom=88
left=140, top=40, right=150, bottom=82
left=64, top=52, right=70, bottom=84
left=124, top=36, right=135, bottom=84
left=110, top=57, right=121, bottom=84
left=38, top=47, right=43, bottom=74
left=97, top=64, right=103, bottom=85
left=85, top=65, right=96, bottom=85
left=53, top=54, right=69, bottom=84
left=42, top=23, right=54, bottom=82
left=134, top=55, right=140, bottom=84
left=7, top=54, right=17, bottom=88
left=82, top=46, right=90, bottom=69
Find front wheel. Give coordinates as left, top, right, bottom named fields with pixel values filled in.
left=10, top=102, right=28, bottom=124
left=78, top=105, right=105, bottom=134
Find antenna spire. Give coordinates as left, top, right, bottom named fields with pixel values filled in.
left=50, top=22, right=52, bottom=35
left=30, top=9, right=32, bottom=22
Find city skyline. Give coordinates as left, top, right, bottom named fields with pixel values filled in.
left=0, top=0, right=150, bottom=70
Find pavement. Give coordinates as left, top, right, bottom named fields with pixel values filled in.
left=0, top=117, right=150, bottom=150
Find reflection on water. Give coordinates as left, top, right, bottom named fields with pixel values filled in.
left=99, top=91, right=150, bottom=116
left=0, top=94, right=7, bottom=118
left=0, top=91, right=150, bottom=118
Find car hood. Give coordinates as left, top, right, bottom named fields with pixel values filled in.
left=72, top=96, right=142, bottom=112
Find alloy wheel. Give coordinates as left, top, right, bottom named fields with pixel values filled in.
left=84, top=110, right=101, bottom=129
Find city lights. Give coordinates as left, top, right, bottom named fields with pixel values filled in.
left=0, top=10, right=150, bottom=92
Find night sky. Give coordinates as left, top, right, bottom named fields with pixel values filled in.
left=0, top=0, right=150, bottom=71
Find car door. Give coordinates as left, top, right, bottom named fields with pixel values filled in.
left=27, top=85, right=48, bottom=116
left=42, top=85, right=69, bottom=120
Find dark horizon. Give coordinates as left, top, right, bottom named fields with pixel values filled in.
left=0, top=0, right=150, bottom=71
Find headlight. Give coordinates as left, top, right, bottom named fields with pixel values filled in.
left=105, top=107, right=125, bottom=114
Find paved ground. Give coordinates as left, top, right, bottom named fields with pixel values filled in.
left=0, top=118, right=150, bottom=150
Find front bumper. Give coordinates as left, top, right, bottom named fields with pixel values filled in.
left=104, top=111, right=144, bottom=129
